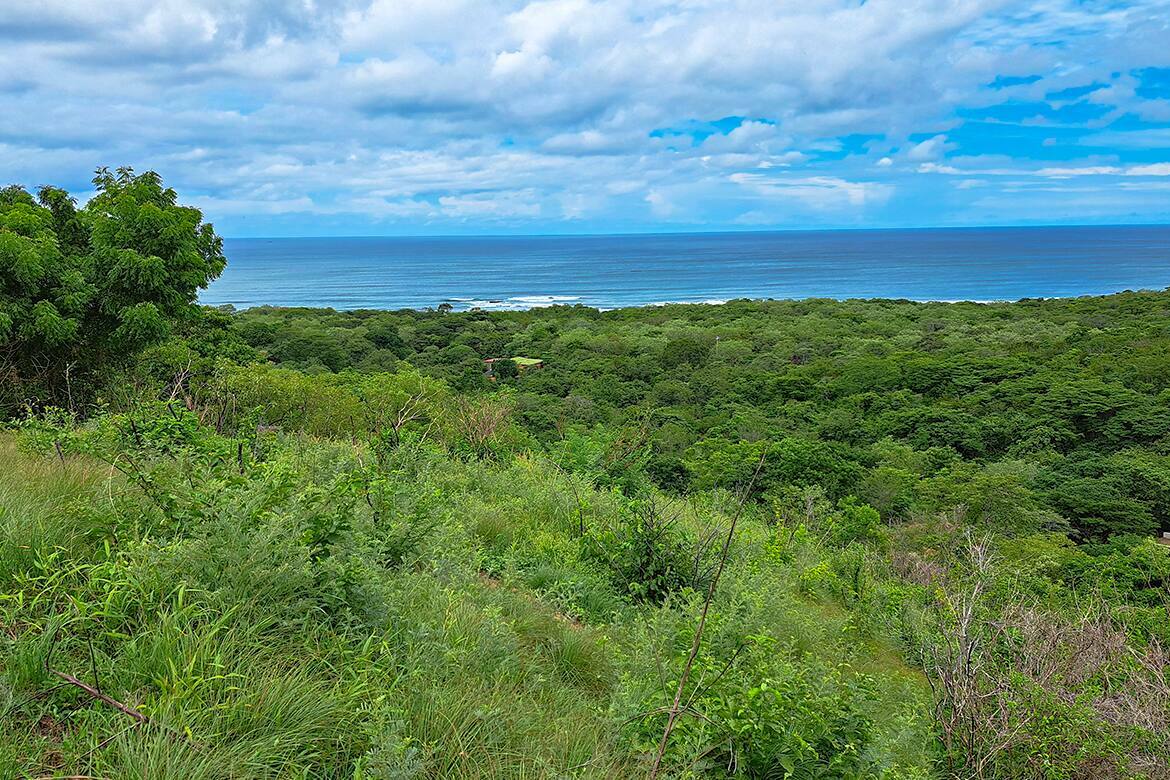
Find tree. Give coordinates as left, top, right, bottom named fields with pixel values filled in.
left=0, top=167, right=224, bottom=413
left=492, top=357, right=519, bottom=379
left=924, top=534, right=1170, bottom=778
left=660, top=333, right=714, bottom=369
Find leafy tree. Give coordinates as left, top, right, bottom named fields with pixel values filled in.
left=0, top=167, right=224, bottom=412
left=492, top=357, right=519, bottom=380
left=660, top=332, right=714, bottom=368
left=219, top=288, right=1170, bottom=543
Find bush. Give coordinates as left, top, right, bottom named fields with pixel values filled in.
left=583, top=498, right=710, bottom=604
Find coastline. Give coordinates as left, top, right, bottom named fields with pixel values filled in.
left=203, top=287, right=1170, bottom=314
left=200, top=225, right=1170, bottom=313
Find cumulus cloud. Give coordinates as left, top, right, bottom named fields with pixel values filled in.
left=1, top=0, right=1168, bottom=232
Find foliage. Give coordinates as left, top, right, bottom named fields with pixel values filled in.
left=0, top=168, right=224, bottom=413
left=4, top=190, right=1170, bottom=777
left=229, top=290, right=1170, bottom=540
left=1, top=403, right=940, bottom=778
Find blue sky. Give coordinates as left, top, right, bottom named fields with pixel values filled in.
left=2, top=0, right=1169, bottom=236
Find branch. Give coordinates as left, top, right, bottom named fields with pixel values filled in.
left=47, top=667, right=148, bottom=723
left=648, top=451, right=766, bottom=780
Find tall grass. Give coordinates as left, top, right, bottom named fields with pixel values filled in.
left=1, top=422, right=937, bottom=778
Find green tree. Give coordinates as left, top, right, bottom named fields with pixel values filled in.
left=1, top=167, right=224, bottom=413
left=493, top=357, right=519, bottom=379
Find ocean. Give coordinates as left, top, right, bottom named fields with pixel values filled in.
left=200, top=225, right=1170, bottom=311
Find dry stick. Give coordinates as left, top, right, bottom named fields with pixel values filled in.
left=684, top=641, right=749, bottom=711
left=648, top=451, right=766, bottom=780
left=546, top=453, right=590, bottom=538
left=41, top=623, right=140, bottom=729
left=47, top=668, right=148, bottom=723
left=64, top=360, right=76, bottom=416
left=11, top=682, right=70, bottom=711
left=42, top=622, right=208, bottom=751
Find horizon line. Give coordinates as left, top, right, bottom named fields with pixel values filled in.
left=221, top=221, right=1170, bottom=241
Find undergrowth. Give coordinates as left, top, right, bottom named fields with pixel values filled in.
left=0, top=406, right=936, bottom=778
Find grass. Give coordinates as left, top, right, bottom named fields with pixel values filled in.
left=0, top=435, right=111, bottom=585
left=0, top=425, right=937, bottom=778
left=0, top=433, right=630, bottom=778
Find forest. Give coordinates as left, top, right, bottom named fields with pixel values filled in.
left=2, top=171, right=1169, bottom=779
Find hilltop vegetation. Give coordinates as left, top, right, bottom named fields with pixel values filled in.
left=2, top=172, right=1169, bottom=779
left=226, top=290, right=1170, bottom=543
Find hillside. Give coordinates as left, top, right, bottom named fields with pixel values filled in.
left=2, top=421, right=941, bottom=777
left=2, top=173, right=1168, bottom=779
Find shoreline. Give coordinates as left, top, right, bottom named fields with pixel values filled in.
left=201, top=286, right=1170, bottom=314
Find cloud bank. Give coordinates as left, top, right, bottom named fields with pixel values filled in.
left=2, top=0, right=1169, bottom=234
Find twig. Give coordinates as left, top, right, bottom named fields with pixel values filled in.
left=685, top=641, right=749, bottom=710
left=46, top=664, right=204, bottom=748
left=623, top=704, right=715, bottom=727
left=648, top=451, right=766, bottom=779
left=47, top=668, right=148, bottom=723
left=87, top=635, right=101, bottom=694
left=11, top=682, right=69, bottom=711
left=64, top=360, right=76, bottom=416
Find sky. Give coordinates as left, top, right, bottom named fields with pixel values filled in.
left=2, top=0, right=1170, bottom=237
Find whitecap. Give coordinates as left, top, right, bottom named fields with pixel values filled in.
left=456, top=294, right=584, bottom=311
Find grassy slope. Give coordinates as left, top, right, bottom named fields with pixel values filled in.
left=0, top=430, right=934, bottom=778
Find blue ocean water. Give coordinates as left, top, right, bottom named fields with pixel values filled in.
left=200, top=226, right=1170, bottom=311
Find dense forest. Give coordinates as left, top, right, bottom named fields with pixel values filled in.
left=2, top=171, right=1169, bottom=779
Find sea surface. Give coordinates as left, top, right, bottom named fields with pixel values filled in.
left=201, top=225, right=1170, bottom=311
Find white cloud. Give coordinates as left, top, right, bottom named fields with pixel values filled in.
left=1036, top=166, right=1123, bottom=177
left=438, top=190, right=542, bottom=218
left=542, top=129, right=643, bottom=155
left=1, top=0, right=1168, bottom=232
left=699, top=121, right=783, bottom=154
left=729, top=172, right=893, bottom=209
left=918, top=163, right=962, bottom=174
left=917, top=161, right=1170, bottom=178
left=1128, top=163, right=1170, bottom=176
left=906, top=134, right=952, bottom=162
left=644, top=189, right=675, bottom=217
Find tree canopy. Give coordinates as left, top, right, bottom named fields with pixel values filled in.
left=0, top=167, right=223, bottom=412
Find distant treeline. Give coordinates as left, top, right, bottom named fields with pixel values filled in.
left=192, top=290, right=1170, bottom=543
